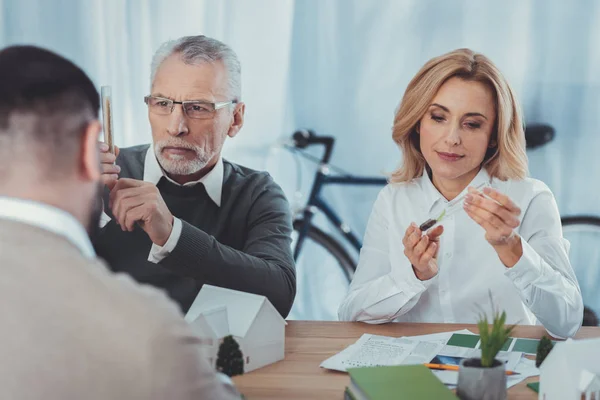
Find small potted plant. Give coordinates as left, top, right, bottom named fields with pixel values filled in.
left=456, top=300, right=515, bottom=400
left=216, top=335, right=245, bottom=377
left=535, top=336, right=554, bottom=368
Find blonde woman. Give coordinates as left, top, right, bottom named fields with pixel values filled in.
left=338, top=49, right=583, bottom=338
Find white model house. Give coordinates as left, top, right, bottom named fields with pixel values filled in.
left=184, top=285, right=286, bottom=373
left=539, top=338, right=600, bottom=400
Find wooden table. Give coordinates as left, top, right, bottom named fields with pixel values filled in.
left=233, top=321, right=600, bottom=399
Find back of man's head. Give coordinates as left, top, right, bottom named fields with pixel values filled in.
left=0, top=45, right=100, bottom=184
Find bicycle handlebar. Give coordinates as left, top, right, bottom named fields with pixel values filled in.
left=525, top=124, right=555, bottom=149
left=292, top=129, right=336, bottom=164
left=292, top=129, right=333, bottom=148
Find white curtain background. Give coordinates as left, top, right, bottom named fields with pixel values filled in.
left=2, top=0, right=599, bottom=320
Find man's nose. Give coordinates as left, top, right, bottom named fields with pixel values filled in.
left=166, top=105, right=189, bottom=137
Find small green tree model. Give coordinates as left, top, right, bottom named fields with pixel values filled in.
left=216, top=335, right=244, bottom=377
left=477, top=294, right=515, bottom=367
left=535, top=336, right=554, bottom=368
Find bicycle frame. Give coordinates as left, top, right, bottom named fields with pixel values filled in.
left=293, top=164, right=387, bottom=261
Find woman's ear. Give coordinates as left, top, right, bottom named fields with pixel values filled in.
left=488, top=139, right=497, bottom=148
left=415, top=122, right=420, bottom=134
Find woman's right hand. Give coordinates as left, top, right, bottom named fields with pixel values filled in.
left=99, top=142, right=120, bottom=191
left=402, top=223, right=444, bottom=281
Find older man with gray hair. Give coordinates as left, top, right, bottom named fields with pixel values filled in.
left=95, top=35, right=296, bottom=317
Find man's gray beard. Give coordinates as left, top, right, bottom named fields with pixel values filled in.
left=154, top=139, right=213, bottom=175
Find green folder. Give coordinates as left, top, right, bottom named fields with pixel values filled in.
left=512, top=339, right=542, bottom=354
left=446, top=333, right=480, bottom=348
left=527, top=382, right=539, bottom=393
left=500, top=338, right=513, bottom=351
left=446, top=333, right=511, bottom=350
left=447, top=334, right=555, bottom=354
left=346, top=365, right=457, bottom=400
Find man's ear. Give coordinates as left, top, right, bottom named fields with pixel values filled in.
left=227, top=102, right=245, bottom=139
left=80, top=120, right=102, bottom=182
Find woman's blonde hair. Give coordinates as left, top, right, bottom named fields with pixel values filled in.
left=390, top=48, right=528, bottom=183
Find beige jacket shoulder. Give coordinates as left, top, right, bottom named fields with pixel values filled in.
left=0, top=219, right=239, bottom=400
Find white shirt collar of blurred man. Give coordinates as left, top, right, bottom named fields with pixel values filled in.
left=0, top=196, right=95, bottom=258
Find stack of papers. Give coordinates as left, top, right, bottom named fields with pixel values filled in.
left=321, top=330, right=462, bottom=372
left=321, top=330, right=540, bottom=390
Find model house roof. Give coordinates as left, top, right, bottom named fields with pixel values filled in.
left=185, top=285, right=286, bottom=337
left=541, top=338, right=600, bottom=392
left=579, top=369, right=600, bottom=393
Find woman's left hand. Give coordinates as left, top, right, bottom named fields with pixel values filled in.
left=463, top=186, right=524, bottom=267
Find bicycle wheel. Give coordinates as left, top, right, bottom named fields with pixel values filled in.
left=288, top=220, right=357, bottom=320
left=293, top=220, right=356, bottom=282
left=561, top=216, right=600, bottom=325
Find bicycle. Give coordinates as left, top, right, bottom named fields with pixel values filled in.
left=284, top=126, right=600, bottom=323
left=288, top=130, right=386, bottom=282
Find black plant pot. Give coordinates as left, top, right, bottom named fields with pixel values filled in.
left=456, top=358, right=507, bottom=400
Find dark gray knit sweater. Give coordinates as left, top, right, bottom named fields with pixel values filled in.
left=94, top=145, right=296, bottom=317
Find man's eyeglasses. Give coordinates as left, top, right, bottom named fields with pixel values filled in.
left=144, top=96, right=238, bottom=119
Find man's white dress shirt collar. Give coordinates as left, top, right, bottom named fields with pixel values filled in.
left=143, top=146, right=223, bottom=207
left=0, top=196, right=95, bottom=258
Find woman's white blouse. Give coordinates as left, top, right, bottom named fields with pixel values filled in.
left=338, top=168, right=583, bottom=338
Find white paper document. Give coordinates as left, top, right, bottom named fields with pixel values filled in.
left=320, top=335, right=417, bottom=371
left=402, top=340, right=447, bottom=365
left=342, top=335, right=419, bottom=369
left=320, top=330, right=470, bottom=372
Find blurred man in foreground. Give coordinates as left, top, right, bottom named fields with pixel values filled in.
left=0, top=45, right=239, bottom=400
